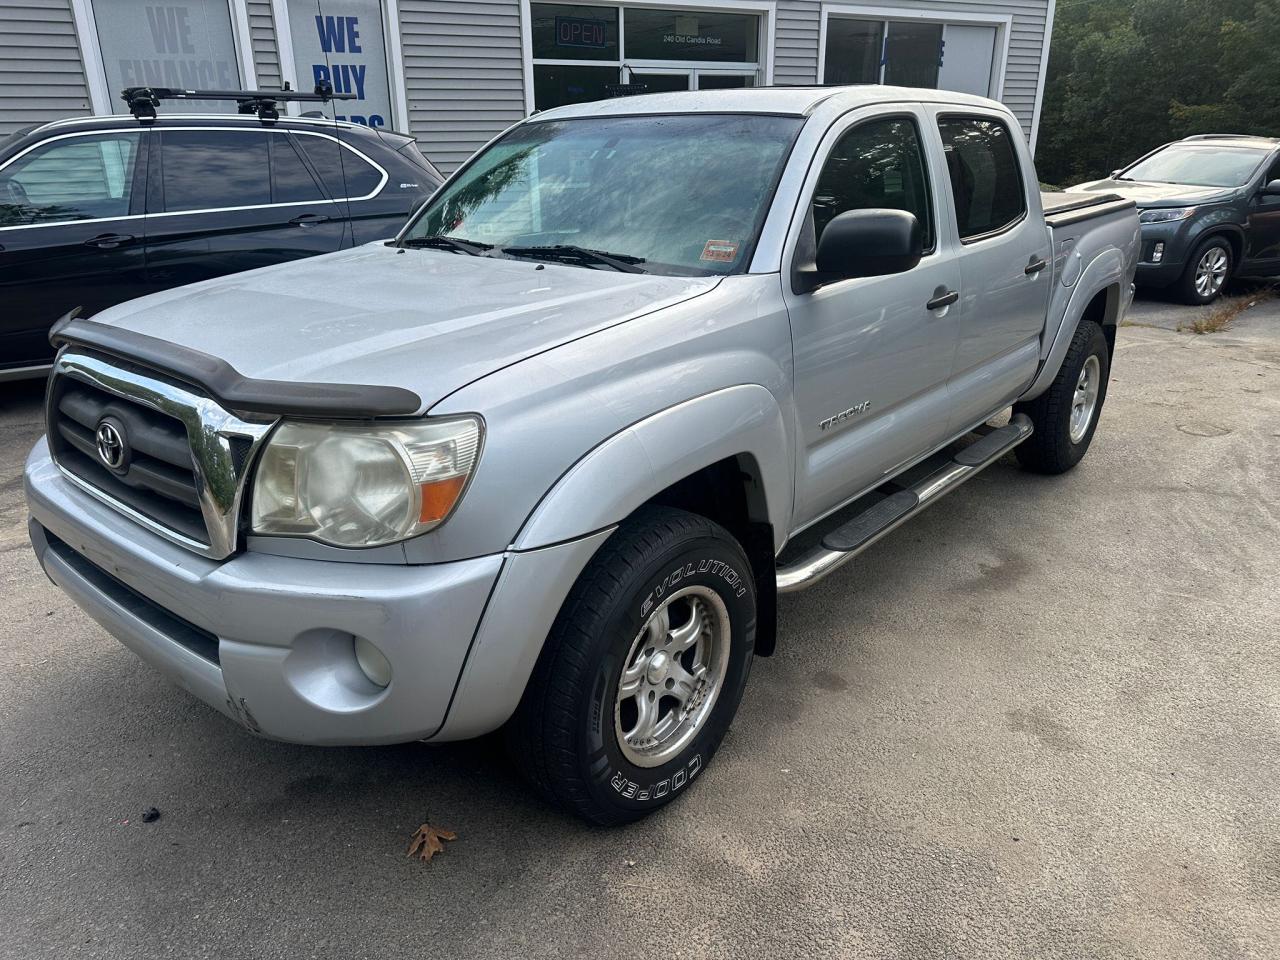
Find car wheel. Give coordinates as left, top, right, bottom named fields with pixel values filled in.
left=1013, top=319, right=1110, bottom=475
left=1179, top=237, right=1232, bottom=305
left=507, top=506, right=756, bottom=825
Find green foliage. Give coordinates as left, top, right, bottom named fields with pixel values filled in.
left=1036, top=0, right=1279, bottom=186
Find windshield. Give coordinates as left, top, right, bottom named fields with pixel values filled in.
left=402, top=113, right=804, bottom=276
left=1120, top=143, right=1270, bottom=187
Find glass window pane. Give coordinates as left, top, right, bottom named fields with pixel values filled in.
left=533, top=64, right=620, bottom=109
left=161, top=130, right=270, bottom=211
left=624, top=9, right=759, bottom=63
left=812, top=117, right=934, bottom=251
left=531, top=4, right=619, bottom=61
left=92, top=0, right=239, bottom=113
left=697, top=74, right=755, bottom=89
left=294, top=134, right=383, bottom=197
left=286, top=0, right=394, bottom=127
left=407, top=114, right=803, bottom=276
left=937, top=116, right=1027, bottom=239
left=271, top=135, right=325, bottom=203
left=823, top=19, right=882, bottom=85
left=630, top=72, right=691, bottom=93
left=0, top=133, right=141, bottom=226
left=883, top=21, right=942, bottom=88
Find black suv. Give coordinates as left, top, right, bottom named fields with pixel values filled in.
left=1067, top=135, right=1280, bottom=303
left=0, top=99, right=443, bottom=380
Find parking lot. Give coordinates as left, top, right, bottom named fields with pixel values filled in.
left=1, top=296, right=1277, bottom=960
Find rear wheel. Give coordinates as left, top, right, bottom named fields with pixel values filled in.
left=1179, top=236, right=1232, bottom=304
left=507, top=506, right=756, bottom=825
left=1014, top=319, right=1110, bottom=475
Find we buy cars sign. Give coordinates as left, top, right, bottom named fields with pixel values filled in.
left=288, top=0, right=393, bottom=127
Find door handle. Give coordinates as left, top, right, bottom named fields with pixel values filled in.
left=83, top=233, right=134, bottom=249
left=1025, top=257, right=1049, bottom=275
left=290, top=213, right=330, bottom=226
left=926, top=289, right=959, bottom=310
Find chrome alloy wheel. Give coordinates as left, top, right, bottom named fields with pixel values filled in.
left=614, top=585, right=731, bottom=768
left=1194, top=246, right=1229, bottom=298
left=1069, top=354, right=1101, bottom=444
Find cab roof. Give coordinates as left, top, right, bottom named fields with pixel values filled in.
left=532, top=84, right=1006, bottom=121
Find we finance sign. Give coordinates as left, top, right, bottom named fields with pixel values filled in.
left=289, top=1, right=393, bottom=127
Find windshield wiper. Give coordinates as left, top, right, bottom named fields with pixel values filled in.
left=501, top=244, right=647, bottom=273
left=400, top=234, right=493, bottom=256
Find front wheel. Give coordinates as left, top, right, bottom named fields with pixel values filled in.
left=507, top=506, right=756, bottom=825
left=1179, top=237, right=1232, bottom=304
left=1014, top=319, right=1110, bottom=475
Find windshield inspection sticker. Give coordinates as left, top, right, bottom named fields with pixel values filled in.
left=700, top=240, right=740, bottom=262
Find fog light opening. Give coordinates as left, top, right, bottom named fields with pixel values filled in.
left=1152, top=242, right=1164, bottom=263
left=353, top=636, right=392, bottom=688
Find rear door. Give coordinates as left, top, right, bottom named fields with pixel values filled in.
left=143, top=127, right=347, bottom=291
left=928, top=110, right=1051, bottom=432
left=0, top=129, right=149, bottom=371
left=292, top=130, right=400, bottom=243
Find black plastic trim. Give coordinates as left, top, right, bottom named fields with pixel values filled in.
left=49, top=315, right=423, bottom=418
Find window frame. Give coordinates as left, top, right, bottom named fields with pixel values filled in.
left=0, top=129, right=149, bottom=231
left=809, top=111, right=939, bottom=258
left=520, top=0, right=776, bottom=114
left=148, top=126, right=388, bottom=217
left=935, top=111, right=1028, bottom=245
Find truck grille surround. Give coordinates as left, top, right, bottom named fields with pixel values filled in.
left=46, top=350, right=275, bottom=559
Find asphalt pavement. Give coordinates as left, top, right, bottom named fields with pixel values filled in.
left=1, top=296, right=1277, bottom=959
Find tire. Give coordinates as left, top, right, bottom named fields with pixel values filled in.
left=1178, top=236, right=1232, bottom=305
left=1013, top=319, right=1110, bottom=475
left=507, top=506, right=756, bottom=825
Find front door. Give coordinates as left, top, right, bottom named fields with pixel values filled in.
left=0, top=130, right=150, bottom=370
left=931, top=110, right=1050, bottom=432
left=1244, top=154, right=1280, bottom=272
left=143, top=127, right=348, bottom=291
left=784, top=109, right=961, bottom=529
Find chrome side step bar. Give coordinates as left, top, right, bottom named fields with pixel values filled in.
left=775, top=414, right=1033, bottom=594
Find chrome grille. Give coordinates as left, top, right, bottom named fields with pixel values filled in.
left=47, top=350, right=275, bottom=559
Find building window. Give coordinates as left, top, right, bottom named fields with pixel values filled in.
left=530, top=3, right=763, bottom=111
left=285, top=0, right=395, bottom=127
left=92, top=0, right=240, bottom=111
left=823, top=15, right=1000, bottom=99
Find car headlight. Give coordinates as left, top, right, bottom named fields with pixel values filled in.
left=250, top=416, right=481, bottom=547
left=1138, top=207, right=1195, bottom=224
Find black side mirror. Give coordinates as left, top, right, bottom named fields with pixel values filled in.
left=796, top=209, right=922, bottom=292
left=1262, top=179, right=1280, bottom=196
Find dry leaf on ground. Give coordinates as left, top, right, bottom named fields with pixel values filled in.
left=407, top=822, right=457, bottom=862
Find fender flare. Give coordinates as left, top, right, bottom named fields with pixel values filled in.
left=512, top=384, right=793, bottom=553
left=1021, top=250, right=1127, bottom=403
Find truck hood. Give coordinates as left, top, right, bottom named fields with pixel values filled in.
left=1066, top=178, right=1237, bottom=207
left=91, top=243, right=720, bottom=412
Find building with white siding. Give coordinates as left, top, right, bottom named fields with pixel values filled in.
left=0, top=0, right=1055, bottom=171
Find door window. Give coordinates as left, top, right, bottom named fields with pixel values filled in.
left=0, top=132, right=142, bottom=226
left=271, top=135, right=326, bottom=203
left=294, top=134, right=383, bottom=198
left=160, top=130, right=270, bottom=212
left=937, top=116, right=1026, bottom=240
left=812, top=117, right=934, bottom=253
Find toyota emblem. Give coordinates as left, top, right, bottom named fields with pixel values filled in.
left=95, top=419, right=128, bottom=472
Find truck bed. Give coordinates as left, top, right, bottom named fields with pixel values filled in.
left=1041, top=191, right=1135, bottom=228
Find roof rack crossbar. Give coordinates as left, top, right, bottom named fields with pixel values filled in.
left=121, top=81, right=357, bottom=123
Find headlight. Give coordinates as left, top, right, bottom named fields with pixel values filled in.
left=250, top=417, right=481, bottom=547
left=1139, top=207, right=1195, bottom=224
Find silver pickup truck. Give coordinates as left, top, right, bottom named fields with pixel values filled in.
left=25, top=86, right=1139, bottom=825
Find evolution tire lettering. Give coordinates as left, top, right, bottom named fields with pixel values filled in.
left=641, top=560, right=746, bottom=616
left=610, top=754, right=702, bottom=801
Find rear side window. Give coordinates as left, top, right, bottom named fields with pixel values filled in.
left=160, top=130, right=270, bottom=212
left=812, top=117, right=934, bottom=253
left=0, top=132, right=141, bottom=226
left=295, top=134, right=383, bottom=198
left=270, top=135, right=325, bottom=203
left=937, top=116, right=1027, bottom=240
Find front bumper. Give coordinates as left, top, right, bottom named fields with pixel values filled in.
left=26, top=436, right=509, bottom=745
